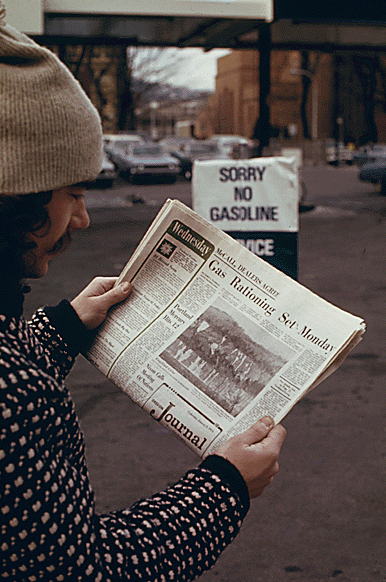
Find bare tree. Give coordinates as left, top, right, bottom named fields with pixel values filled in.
left=300, top=50, right=320, bottom=140
left=124, top=47, right=194, bottom=131
left=353, top=54, right=379, bottom=144
left=127, top=47, right=189, bottom=100
left=51, top=44, right=194, bottom=132
left=377, top=55, right=386, bottom=115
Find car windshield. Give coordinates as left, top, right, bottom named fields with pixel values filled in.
left=188, top=143, right=220, bottom=154
left=131, top=145, right=164, bottom=156
left=220, top=141, right=236, bottom=147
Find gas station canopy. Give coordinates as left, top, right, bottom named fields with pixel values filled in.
left=7, top=0, right=386, bottom=51
left=6, top=0, right=272, bottom=48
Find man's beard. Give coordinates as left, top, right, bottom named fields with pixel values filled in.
left=48, top=231, right=72, bottom=256
left=22, top=231, right=73, bottom=279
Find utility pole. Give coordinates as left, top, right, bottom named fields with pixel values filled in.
left=256, top=22, right=271, bottom=156
left=291, top=68, right=318, bottom=141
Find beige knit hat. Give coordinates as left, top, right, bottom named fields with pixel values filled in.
left=0, top=1, right=103, bottom=194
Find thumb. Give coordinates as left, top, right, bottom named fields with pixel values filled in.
left=98, top=281, right=132, bottom=310
left=238, top=417, right=274, bottom=446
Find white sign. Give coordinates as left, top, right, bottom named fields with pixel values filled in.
left=45, top=0, right=273, bottom=21
left=4, top=0, right=43, bottom=34
left=192, top=157, right=299, bottom=232
left=192, top=157, right=299, bottom=278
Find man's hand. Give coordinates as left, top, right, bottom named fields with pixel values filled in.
left=71, top=277, right=132, bottom=329
left=214, top=417, right=286, bottom=498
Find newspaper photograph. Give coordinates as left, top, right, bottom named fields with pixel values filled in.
left=86, top=199, right=365, bottom=457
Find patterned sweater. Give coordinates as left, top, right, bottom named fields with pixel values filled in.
left=0, top=299, right=250, bottom=581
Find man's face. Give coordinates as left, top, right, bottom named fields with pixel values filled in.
left=22, top=185, right=90, bottom=278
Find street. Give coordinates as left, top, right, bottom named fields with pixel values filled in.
left=85, top=163, right=384, bottom=213
left=24, top=164, right=386, bottom=582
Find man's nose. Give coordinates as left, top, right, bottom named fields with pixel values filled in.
left=70, top=199, right=90, bottom=230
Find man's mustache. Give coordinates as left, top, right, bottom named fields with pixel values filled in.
left=48, top=231, right=72, bottom=255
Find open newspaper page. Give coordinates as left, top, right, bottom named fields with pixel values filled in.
left=86, top=199, right=365, bottom=457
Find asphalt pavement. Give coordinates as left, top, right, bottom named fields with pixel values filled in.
left=23, top=164, right=386, bottom=582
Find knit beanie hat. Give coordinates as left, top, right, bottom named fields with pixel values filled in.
left=0, top=1, right=103, bottom=195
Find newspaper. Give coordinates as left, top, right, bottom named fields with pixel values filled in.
left=86, top=199, right=366, bottom=457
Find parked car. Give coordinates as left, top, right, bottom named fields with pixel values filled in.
left=93, top=150, right=118, bottom=188
left=103, top=133, right=144, bottom=153
left=209, top=134, right=252, bottom=158
left=170, top=139, right=228, bottom=180
left=358, top=159, right=386, bottom=194
left=325, top=139, right=354, bottom=165
left=159, top=137, right=191, bottom=153
left=106, top=141, right=181, bottom=183
left=353, top=143, right=386, bottom=166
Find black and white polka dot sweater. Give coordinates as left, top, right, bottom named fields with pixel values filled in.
left=0, top=300, right=250, bottom=581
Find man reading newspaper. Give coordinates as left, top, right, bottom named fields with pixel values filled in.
left=0, top=5, right=286, bottom=580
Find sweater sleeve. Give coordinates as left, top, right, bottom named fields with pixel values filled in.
left=28, top=300, right=94, bottom=378
left=1, top=315, right=251, bottom=581
left=93, top=455, right=250, bottom=581
left=41, top=299, right=95, bottom=357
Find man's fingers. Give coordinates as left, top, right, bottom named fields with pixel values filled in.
left=259, top=424, right=287, bottom=452
left=250, top=461, right=280, bottom=484
left=270, top=460, right=280, bottom=476
left=115, top=281, right=132, bottom=299
left=87, top=276, right=119, bottom=295
left=100, top=281, right=132, bottom=309
left=236, top=417, right=275, bottom=446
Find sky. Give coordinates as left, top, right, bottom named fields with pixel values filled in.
left=163, top=47, right=231, bottom=91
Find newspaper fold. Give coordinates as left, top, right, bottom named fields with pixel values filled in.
left=86, top=199, right=365, bottom=457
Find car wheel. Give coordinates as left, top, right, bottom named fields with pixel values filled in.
left=381, top=178, right=386, bottom=195
left=122, top=170, right=133, bottom=183
left=97, top=178, right=114, bottom=189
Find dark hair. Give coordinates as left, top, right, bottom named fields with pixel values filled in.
left=0, top=191, right=53, bottom=298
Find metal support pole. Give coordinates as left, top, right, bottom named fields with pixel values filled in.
left=257, top=22, right=271, bottom=156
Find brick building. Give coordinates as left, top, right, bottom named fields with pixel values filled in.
left=48, top=43, right=386, bottom=147
left=196, top=49, right=386, bottom=146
